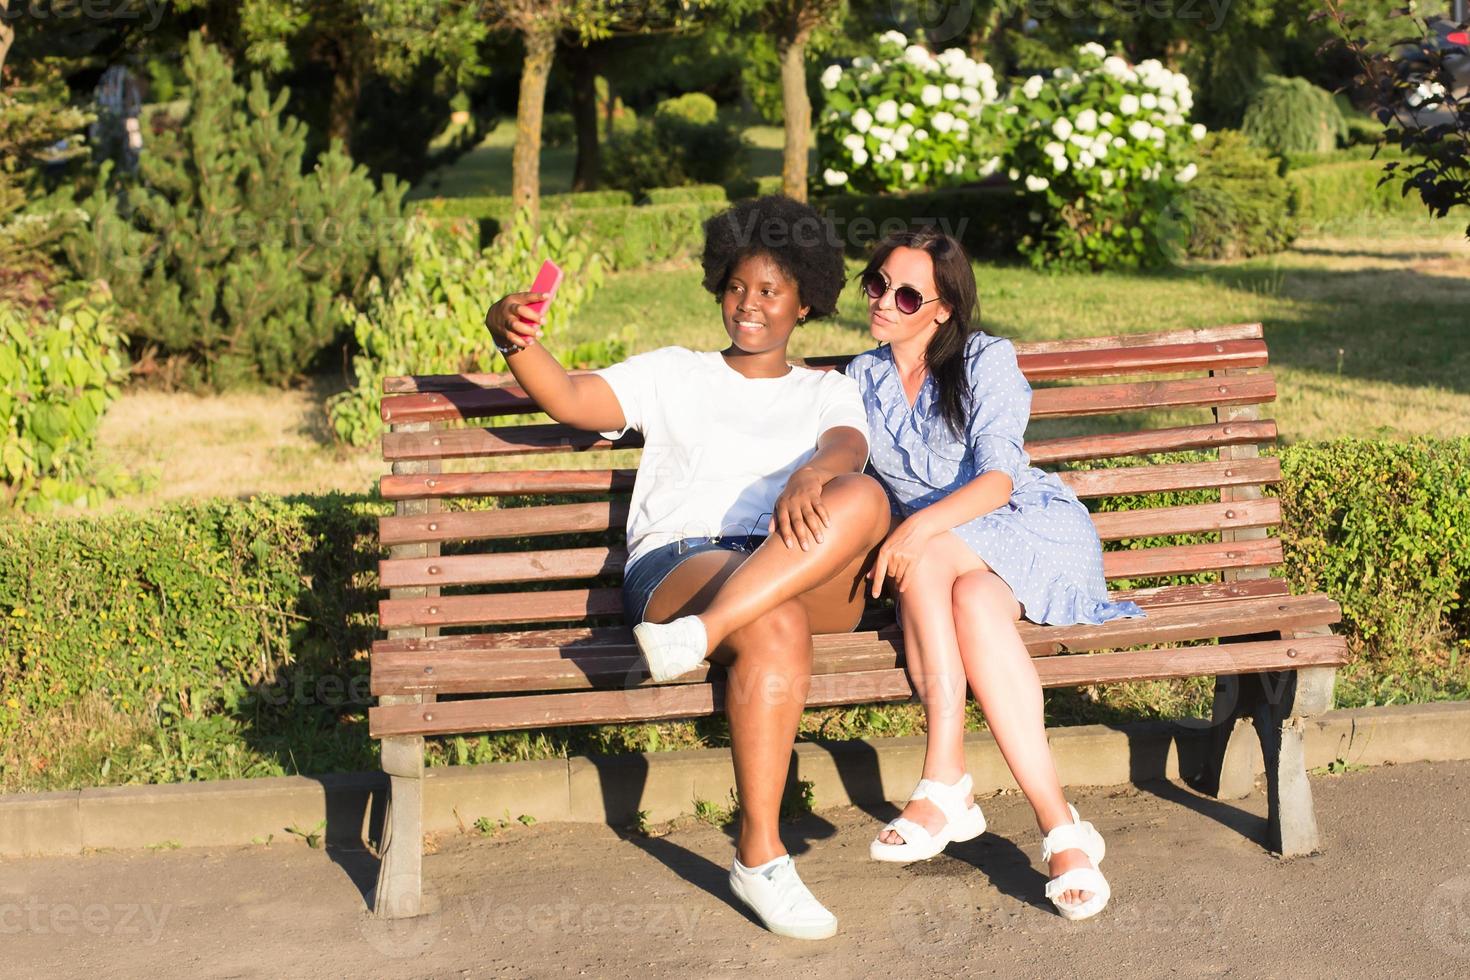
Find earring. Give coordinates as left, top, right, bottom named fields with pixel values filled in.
left=798, top=314, right=807, bottom=323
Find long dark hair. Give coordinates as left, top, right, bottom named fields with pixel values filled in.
left=860, top=227, right=981, bottom=439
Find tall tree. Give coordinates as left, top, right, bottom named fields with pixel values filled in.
left=225, top=0, right=486, bottom=154
left=485, top=1, right=715, bottom=219
left=729, top=0, right=846, bottom=202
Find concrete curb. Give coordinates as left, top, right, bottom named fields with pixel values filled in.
left=3, top=701, right=1467, bottom=858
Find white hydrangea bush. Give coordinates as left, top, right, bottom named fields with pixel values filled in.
left=815, top=31, right=1003, bottom=194
left=999, top=42, right=1208, bottom=268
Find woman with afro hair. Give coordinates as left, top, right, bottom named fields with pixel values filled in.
left=484, top=195, right=891, bottom=941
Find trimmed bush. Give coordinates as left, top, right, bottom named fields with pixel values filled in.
left=1176, top=130, right=1297, bottom=260
left=411, top=190, right=635, bottom=223
left=1286, top=159, right=1444, bottom=227
left=602, top=94, right=745, bottom=199
left=1242, top=75, right=1347, bottom=156
left=644, top=184, right=729, bottom=206
left=559, top=200, right=730, bottom=270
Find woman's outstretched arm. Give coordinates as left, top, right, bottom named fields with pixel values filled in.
left=484, top=291, right=625, bottom=433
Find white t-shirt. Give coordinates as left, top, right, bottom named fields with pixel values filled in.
left=594, top=347, right=869, bottom=564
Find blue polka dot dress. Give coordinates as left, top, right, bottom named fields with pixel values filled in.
left=846, top=332, right=1145, bottom=626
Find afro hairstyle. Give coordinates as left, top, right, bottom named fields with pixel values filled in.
left=700, top=195, right=846, bottom=319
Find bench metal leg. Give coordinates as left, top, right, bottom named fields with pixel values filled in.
left=374, top=731, right=425, bottom=918
left=1201, top=630, right=1336, bottom=857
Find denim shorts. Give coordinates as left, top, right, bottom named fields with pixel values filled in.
left=621, top=535, right=768, bottom=626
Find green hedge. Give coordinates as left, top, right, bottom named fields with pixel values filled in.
left=1286, top=160, right=1443, bottom=227
left=4, top=438, right=1466, bottom=792
left=411, top=189, right=636, bottom=223
left=644, top=184, right=729, bottom=206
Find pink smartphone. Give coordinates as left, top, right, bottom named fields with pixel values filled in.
left=520, top=259, right=563, bottom=322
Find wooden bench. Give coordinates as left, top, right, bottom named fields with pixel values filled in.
left=367, top=322, right=1347, bottom=918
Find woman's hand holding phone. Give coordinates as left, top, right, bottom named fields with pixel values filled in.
left=484, top=291, right=547, bottom=350
left=485, top=259, right=563, bottom=352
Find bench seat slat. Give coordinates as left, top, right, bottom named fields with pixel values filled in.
left=378, top=538, right=1283, bottom=627
left=377, top=529, right=1282, bottom=592
left=371, top=579, right=1294, bottom=657
left=371, top=592, right=1342, bottom=695
left=367, top=633, right=1346, bottom=736
left=380, top=375, right=1277, bottom=461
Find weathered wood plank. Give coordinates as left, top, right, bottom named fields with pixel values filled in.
left=367, top=633, right=1346, bottom=736
left=371, top=593, right=1343, bottom=695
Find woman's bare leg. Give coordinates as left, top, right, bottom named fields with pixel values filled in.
left=951, top=569, right=1094, bottom=905
left=640, top=498, right=887, bottom=866
left=694, top=473, right=891, bottom=650
left=874, top=532, right=986, bottom=844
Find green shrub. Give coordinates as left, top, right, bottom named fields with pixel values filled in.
left=0, top=293, right=131, bottom=512
left=0, top=493, right=386, bottom=788
left=411, top=189, right=635, bottom=223
left=999, top=44, right=1207, bottom=271
left=1176, top=130, right=1297, bottom=260
left=327, top=212, right=613, bottom=447
left=64, top=34, right=407, bottom=389
left=1242, top=75, right=1347, bottom=156
left=644, top=184, right=729, bottom=206
left=602, top=94, right=746, bottom=198
left=1286, top=159, right=1443, bottom=228
left=561, top=200, right=730, bottom=270
left=653, top=92, right=719, bottom=128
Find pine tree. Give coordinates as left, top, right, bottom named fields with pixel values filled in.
left=65, top=33, right=408, bottom=388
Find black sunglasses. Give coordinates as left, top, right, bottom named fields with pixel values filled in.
left=860, top=270, right=941, bottom=316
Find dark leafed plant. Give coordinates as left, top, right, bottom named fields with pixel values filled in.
left=1316, top=0, right=1470, bottom=236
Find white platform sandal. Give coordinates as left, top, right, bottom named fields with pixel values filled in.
left=870, top=773, right=987, bottom=863
left=1041, top=804, right=1111, bottom=921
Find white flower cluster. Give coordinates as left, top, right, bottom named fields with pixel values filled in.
left=818, top=31, right=1001, bottom=190
left=1006, top=44, right=1205, bottom=193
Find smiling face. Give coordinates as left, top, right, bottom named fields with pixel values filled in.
left=720, top=252, right=810, bottom=356
left=865, top=245, right=952, bottom=347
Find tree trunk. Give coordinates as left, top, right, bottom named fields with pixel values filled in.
left=778, top=29, right=813, bottom=202
left=566, top=42, right=601, bottom=192
left=327, top=46, right=363, bottom=156
left=514, top=26, right=557, bottom=225
left=0, top=0, right=15, bottom=82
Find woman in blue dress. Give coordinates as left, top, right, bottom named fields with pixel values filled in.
left=845, top=227, right=1144, bottom=921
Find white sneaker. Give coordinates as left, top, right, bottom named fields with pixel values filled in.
left=633, top=615, right=708, bottom=682
left=728, top=855, right=838, bottom=940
